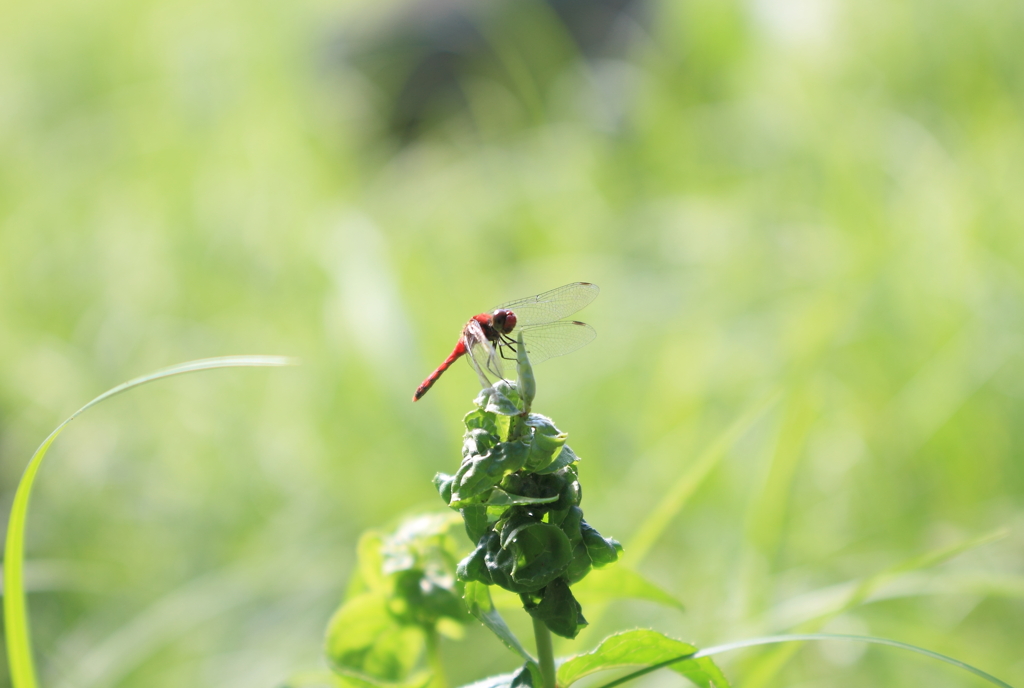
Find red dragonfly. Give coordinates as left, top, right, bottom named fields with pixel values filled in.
left=413, top=282, right=599, bottom=401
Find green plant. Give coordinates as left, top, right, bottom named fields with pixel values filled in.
left=320, top=338, right=730, bottom=688
left=2, top=358, right=1013, bottom=688
left=323, top=512, right=469, bottom=688
left=314, top=340, right=1016, bottom=688
left=434, top=337, right=628, bottom=686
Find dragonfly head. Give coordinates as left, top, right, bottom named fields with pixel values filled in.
left=491, top=309, right=517, bottom=334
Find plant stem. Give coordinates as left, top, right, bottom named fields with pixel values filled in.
left=533, top=617, right=556, bottom=688
left=425, top=628, right=447, bottom=688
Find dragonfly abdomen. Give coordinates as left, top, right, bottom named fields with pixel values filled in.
left=413, top=339, right=468, bottom=401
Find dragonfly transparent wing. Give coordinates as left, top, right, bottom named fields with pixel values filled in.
left=497, top=282, right=600, bottom=327
left=464, top=321, right=508, bottom=383
left=516, top=321, right=597, bottom=365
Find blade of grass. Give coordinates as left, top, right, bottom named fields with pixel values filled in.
left=570, top=392, right=780, bottom=650
left=3, top=355, right=296, bottom=688
left=739, top=390, right=815, bottom=618
left=593, top=633, right=1015, bottom=688
left=627, top=391, right=782, bottom=564
left=742, top=527, right=1008, bottom=688
left=882, top=323, right=1016, bottom=460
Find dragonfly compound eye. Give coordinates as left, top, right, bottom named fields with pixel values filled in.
left=495, top=310, right=517, bottom=333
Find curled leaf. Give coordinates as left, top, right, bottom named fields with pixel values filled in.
left=520, top=579, right=588, bottom=639
left=476, top=385, right=521, bottom=416
left=522, top=415, right=568, bottom=473
left=450, top=440, right=530, bottom=505
left=581, top=522, right=623, bottom=568
left=536, top=444, right=577, bottom=475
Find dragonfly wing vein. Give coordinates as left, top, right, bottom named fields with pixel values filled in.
left=516, top=321, right=597, bottom=365
left=496, top=282, right=599, bottom=326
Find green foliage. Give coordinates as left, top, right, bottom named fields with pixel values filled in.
left=413, top=350, right=729, bottom=688
left=436, top=371, right=621, bottom=640
left=324, top=514, right=469, bottom=686
left=462, top=581, right=536, bottom=665
left=557, top=630, right=730, bottom=688
left=588, top=634, right=1017, bottom=688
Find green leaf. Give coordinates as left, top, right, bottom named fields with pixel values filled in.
left=328, top=513, right=470, bottom=684
left=464, top=406, right=511, bottom=444
left=462, top=581, right=535, bottom=663
left=569, top=566, right=685, bottom=611
left=500, top=471, right=567, bottom=508
left=461, top=526, right=536, bottom=594
left=2, top=355, right=295, bottom=688
left=497, top=516, right=573, bottom=590
left=544, top=473, right=580, bottom=527
left=390, top=569, right=466, bottom=625
left=475, top=385, right=521, bottom=416
left=581, top=521, right=622, bottom=568
left=433, top=474, right=455, bottom=504
left=492, top=380, right=522, bottom=406
left=519, top=579, right=587, bottom=639
left=456, top=535, right=495, bottom=586
left=479, top=488, right=559, bottom=507
left=558, top=506, right=584, bottom=545
left=460, top=506, right=490, bottom=543
left=456, top=663, right=535, bottom=688
left=324, top=592, right=424, bottom=681
left=462, top=428, right=500, bottom=459
left=464, top=409, right=500, bottom=435
left=535, top=444, right=577, bottom=475
left=378, top=512, right=463, bottom=573
left=565, top=538, right=592, bottom=586
left=521, top=415, right=568, bottom=473
left=511, top=664, right=537, bottom=688
left=353, top=532, right=388, bottom=596
left=451, top=440, right=530, bottom=506
left=557, top=630, right=730, bottom=688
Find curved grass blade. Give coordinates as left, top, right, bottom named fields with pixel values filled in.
left=593, top=633, right=1016, bottom=688
left=573, top=393, right=780, bottom=647
left=742, top=527, right=1007, bottom=687
left=3, top=355, right=296, bottom=688
left=627, top=392, right=781, bottom=563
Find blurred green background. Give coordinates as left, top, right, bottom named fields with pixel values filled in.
left=1, top=0, right=1023, bottom=686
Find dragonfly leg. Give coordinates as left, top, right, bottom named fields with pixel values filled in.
left=498, top=335, right=518, bottom=361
